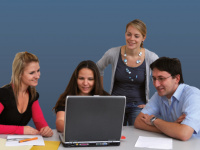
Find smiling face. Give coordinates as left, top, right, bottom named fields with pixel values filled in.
left=21, top=62, right=40, bottom=88
left=77, top=68, right=95, bottom=96
left=125, top=25, right=146, bottom=50
left=152, top=68, right=180, bottom=99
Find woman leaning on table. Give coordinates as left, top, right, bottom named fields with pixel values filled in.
left=97, top=19, right=159, bottom=126
left=53, top=60, right=109, bottom=132
left=0, top=52, right=53, bottom=137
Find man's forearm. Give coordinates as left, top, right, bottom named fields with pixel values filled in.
left=135, top=113, right=194, bottom=141
left=153, top=118, right=194, bottom=141
left=134, top=113, right=162, bottom=133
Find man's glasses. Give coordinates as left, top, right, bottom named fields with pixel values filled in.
left=151, top=75, right=172, bottom=83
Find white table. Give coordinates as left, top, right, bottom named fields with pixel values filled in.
left=44, top=126, right=200, bottom=150
left=1, top=126, right=200, bottom=150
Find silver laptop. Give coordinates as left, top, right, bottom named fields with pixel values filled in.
left=59, top=95, right=126, bottom=147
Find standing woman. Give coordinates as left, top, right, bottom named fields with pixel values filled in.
left=53, top=60, right=109, bottom=132
left=97, top=19, right=159, bottom=126
left=0, top=52, right=53, bottom=136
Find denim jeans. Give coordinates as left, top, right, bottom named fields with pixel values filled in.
left=123, top=103, right=143, bottom=126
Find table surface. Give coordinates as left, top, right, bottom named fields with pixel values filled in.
left=1, top=126, right=200, bottom=150
left=47, top=126, right=200, bottom=150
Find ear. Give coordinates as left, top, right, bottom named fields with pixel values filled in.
left=175, top=74, right=180, bottom=84
left=143, top=35, right=146, bottom=41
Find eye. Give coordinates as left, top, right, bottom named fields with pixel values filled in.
left=37, top=69, right=40, bottom=73
left=152, top=77, right=156, bottom=81
left=78, top=77, right=84, bottom=80
left=135, top=35, right=140, bottom=38
left=29, top=71, right=35, bottom=75
left=127, top=33, right=131, bottom=36
left=158, top=78, right=165, bottom=82
left=88, top=78, right=94, bottom=81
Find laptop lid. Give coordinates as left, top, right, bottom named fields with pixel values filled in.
left=62, top=95, right=126, bottom=147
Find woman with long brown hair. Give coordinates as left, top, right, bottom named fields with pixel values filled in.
left=53, top=60, right=109, bottom=132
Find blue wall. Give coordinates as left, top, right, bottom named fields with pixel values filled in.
left=1, top=0, right=200, bottom=129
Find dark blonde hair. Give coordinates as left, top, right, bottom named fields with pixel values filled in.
left=11, top=51, right=39, bottom=103
left=53, top=60, right=109, bottom=112
left=126, top=19, right=147, bottom=48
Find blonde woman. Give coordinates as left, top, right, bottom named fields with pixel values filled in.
left=0, top=52, right=53, bottom=137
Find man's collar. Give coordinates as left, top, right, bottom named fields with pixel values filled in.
left=172, top=83, right=185, bottom=101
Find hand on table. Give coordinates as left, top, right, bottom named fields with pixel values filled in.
left=40, top=126, right=53, bottom=137
left=24, top=126, right=39, bottom=135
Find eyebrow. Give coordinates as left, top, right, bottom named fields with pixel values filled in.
left=152, top=75, right=166, bottom=78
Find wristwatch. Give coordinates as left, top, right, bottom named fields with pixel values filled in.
left=150, top=116, right=157, bottom=126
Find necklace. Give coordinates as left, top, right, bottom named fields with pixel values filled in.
left=124, top=47, right=142, bottom=65
left=123, top=47, right=142, bottom=82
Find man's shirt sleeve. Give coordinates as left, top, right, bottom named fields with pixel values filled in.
left=142, top=92, right=160, bottom=117
left=181, top=93, right=200, bottom=134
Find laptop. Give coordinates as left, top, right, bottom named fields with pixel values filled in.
left=59, top=95, right=126, bottom=147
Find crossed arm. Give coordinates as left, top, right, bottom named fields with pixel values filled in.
left=134, top=112, right=194, bottom=141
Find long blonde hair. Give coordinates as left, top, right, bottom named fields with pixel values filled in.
left=11, top=51, right=39, bottom=104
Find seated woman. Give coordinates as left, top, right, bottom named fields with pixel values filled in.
left=53, top=60, right=109, bottom=132
left=0, top=52, right=53, bottom=137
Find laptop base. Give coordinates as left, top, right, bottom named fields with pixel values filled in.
left=59, top=132, right=120, bottom=147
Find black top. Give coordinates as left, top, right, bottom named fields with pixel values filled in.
left=55, top=105, right=65, bottom=113
left=0, top=84, right=39, bottom=126
left=112, top=51, right=146, bottom=105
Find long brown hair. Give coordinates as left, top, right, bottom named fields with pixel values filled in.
left=11, top=51, right=39, bottom=104
left=53, top=60, right=109, bottom=112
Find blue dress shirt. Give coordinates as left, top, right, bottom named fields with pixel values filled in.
left=142, top=84, right=200, bottom=135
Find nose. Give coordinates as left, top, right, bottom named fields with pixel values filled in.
left=83, top=79, right=88, bottom=85
left=35, top=72, right=40, bottom=79
left=130, top=35, right=135, bottom=40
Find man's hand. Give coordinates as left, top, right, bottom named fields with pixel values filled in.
left=175, top=113, right=186, bottom=124
left=137, top=104, right=146, bottom=108
left=141, top=114, right=155, bottom=126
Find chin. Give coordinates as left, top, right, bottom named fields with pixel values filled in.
left=30, top=84, right=38, bottom=87
left=127, top=46, right=137, bottom=50
left=158, top=92, right=165, bottom=97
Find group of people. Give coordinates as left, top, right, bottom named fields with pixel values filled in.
left=0, top=19, right=200, bottom=141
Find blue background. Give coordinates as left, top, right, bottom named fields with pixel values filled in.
left=0, top=0, right=200, bottom=129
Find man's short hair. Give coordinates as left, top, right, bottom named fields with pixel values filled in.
left=150, top=57, right=184, bottom=84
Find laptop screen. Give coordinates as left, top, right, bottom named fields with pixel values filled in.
left=64, top=96, right=126, bottom=143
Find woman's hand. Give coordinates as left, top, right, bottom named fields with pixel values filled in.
left=24, top=126, right=39, bottom=135
left=40, top=126, right=53, bottom=137
left=137, top=104, right=146, bottom=108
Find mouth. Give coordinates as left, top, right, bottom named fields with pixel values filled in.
left=127, top=42, right=136, bottom=46
left=81, top=87, right=90, bottom=90
left=156, top=87, right=165, bottom=93
left=32, top=79, right=38, bottom=83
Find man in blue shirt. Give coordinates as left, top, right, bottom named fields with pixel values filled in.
left=134, top=57, right=200, bottom=141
